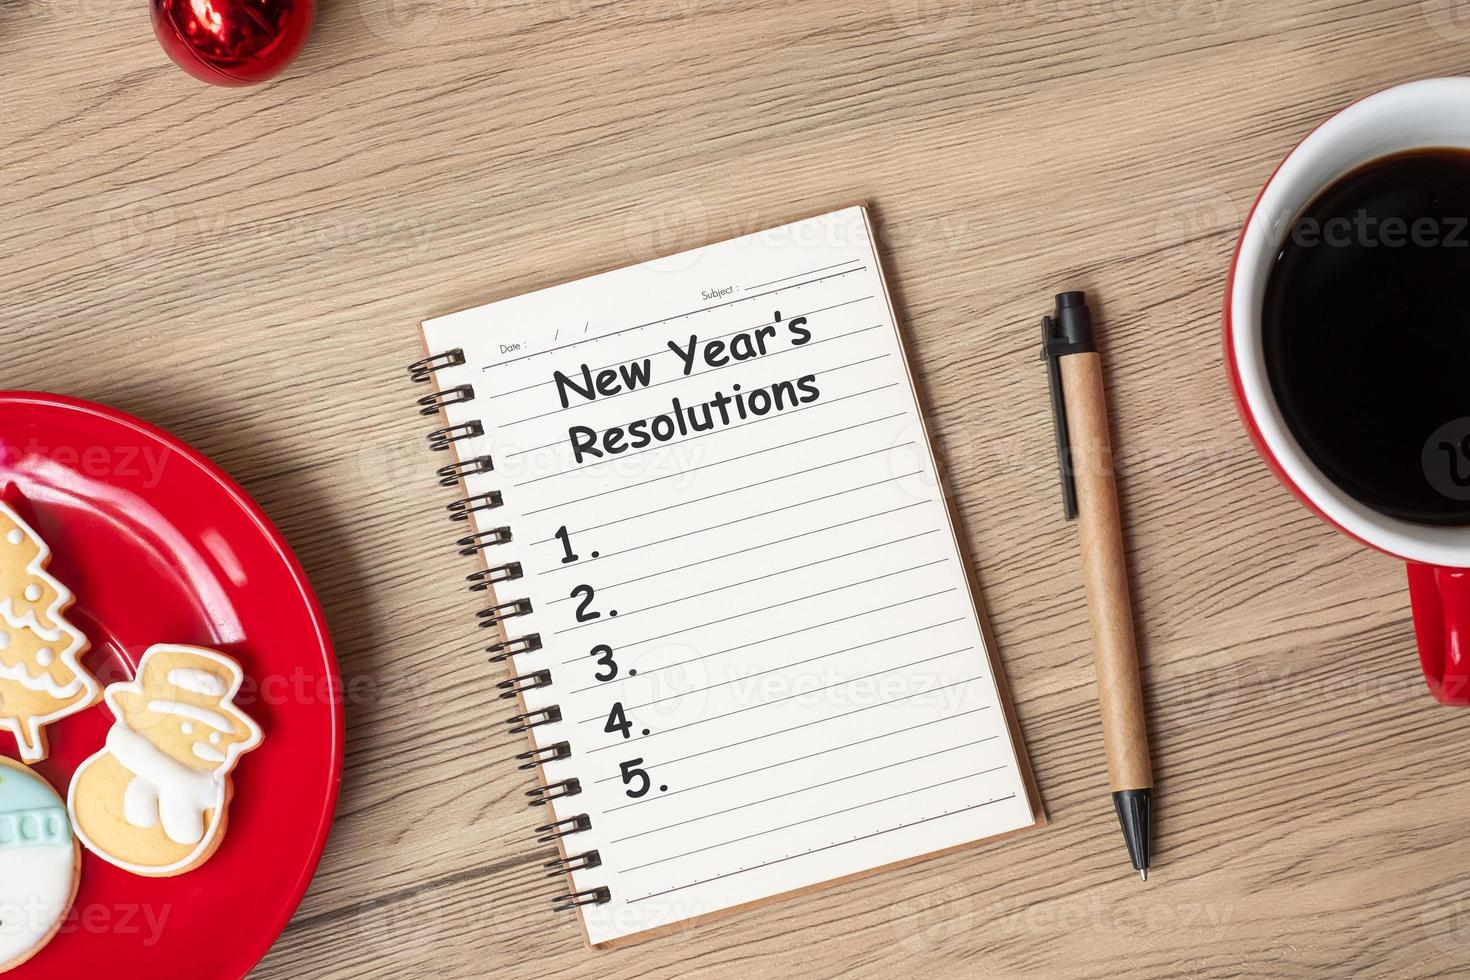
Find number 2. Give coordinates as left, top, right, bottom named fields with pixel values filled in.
left=571, top=584, right=599, bottom=622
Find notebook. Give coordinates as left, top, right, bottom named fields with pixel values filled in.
left=411, top=206, right=1041, bottom=947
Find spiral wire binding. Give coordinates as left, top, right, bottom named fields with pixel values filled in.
left=536, top=814, right=591, bottom=842
left=407, top=348, right=466, bottom=383
left=448, top=491, right=503, bottom=522
left=469, top=563, right=523, bottom=591
left=428, top=421, right=483, bottom=452
left=437, top=455, right=493, bottom=487
left=457, top=526, right=512, bottom=555
left=477, top=598, right=534, bottom=628
left=517, top=741, right=571, bottom=770
left=506, top=705, right=562, bottom=734
left=497, top=670, right=552, bottom=699
left=417, top=384, right=475, bottom=416
left=528, top=779, right=582, bottom=807
left=552, top=888, right=612, bottom=913
left=409, top=345, right=606, bottom=915
left=545, top=851, right=601, bottom=877
left=487, top=632, right=542, bottom=663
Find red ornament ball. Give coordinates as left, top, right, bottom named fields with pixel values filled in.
left=151, top=0, right=315, bottom=86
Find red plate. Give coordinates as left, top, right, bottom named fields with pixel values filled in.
left=0, top=392, right=341, bottom=979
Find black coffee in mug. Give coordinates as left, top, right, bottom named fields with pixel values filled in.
left=1262, top=148, right=1470, bottom=526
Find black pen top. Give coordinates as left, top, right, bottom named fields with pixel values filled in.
left=1045, top=291, right=1096, bottom=355
left=1040, top=290, right=1099, bottom=521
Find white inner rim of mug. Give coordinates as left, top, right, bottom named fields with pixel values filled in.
left=1231, top=77, right=1470, bottom=568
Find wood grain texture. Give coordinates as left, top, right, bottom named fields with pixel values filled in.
left=4, top=1, right=1470, bottom=976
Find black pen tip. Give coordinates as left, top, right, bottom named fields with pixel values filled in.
left=1112, top=788, right=1152, bottom=879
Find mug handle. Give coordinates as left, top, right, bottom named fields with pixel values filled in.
left=1407, top=564, right=1470, bottom=704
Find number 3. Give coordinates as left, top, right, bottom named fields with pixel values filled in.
left=589, top=644, right=617, bottom=681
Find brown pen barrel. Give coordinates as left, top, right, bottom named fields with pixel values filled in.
left=1060, top=352, right=1153, bottom=793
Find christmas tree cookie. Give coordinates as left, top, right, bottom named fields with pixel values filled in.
left=0, top=758, right=80, bottom=972
left=0, top=613, right=99, bottom=764
left=68, top=645, right=263, bottom=877
left=0, top=502, right=73, bottom=638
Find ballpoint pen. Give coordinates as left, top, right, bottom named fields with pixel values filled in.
left=1042, top=290, right=1154, bottom=881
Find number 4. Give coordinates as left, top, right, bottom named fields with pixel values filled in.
left=605, top=702, right=632, bottom=739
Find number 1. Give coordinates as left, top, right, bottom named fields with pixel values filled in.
left=555, top=525, right=579, bottom=564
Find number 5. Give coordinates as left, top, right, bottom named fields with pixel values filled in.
left=619, top=759, right=651, bottom=798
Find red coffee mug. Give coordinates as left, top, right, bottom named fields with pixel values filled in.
left=1225, top=77, right=1470, bottom=705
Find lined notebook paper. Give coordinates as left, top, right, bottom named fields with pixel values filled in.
left=419, top=206, right=1039, bottom=947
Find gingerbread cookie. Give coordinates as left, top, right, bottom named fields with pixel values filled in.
left=0, top=758, right=80, bottom=973
left=0, top=612, right=99, bottom=763
left=0, top=503, right=72, bottom=638
left=68, top=645, right=262, bottom=877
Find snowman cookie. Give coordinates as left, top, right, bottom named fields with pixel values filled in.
left=0, top=758, right=80, bottom=973
left=0, top=612, right=99, bottom=764
left=68, top=645, right=262, bottom=877
left=0, top=503, right=73, bottom=638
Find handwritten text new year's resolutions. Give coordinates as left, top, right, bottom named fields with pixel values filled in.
left=552, top=313, right=819, bottom=464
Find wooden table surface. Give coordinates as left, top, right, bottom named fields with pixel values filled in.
left=7, top=1, right=1470, bottom=977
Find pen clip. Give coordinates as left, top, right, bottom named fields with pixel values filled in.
left=1040, top=291, right=1096, bottom=522
left=1041, top=314, right=1078, bottom=522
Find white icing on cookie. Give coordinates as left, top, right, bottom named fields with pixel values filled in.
left=166, top=668, right=226, bottom=697
left=0, top=658, right=82, bottom=700
left=67, top=645, right=263, bottom=877
left=107, top=722, right=220, bottom=847
left=0, top=761, right=77, bottom=969
left=147, top=700, right=234, bottom=733
left=123, top=775, right=158, bottom=830
left=0, top=609, right=95, bottom=764
left=0, top=503, right=72, bottom=641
